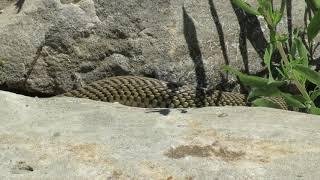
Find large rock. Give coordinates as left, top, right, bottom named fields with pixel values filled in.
left=0, top=90, right=319, bottom=179
left=0, top=0, right=308, bottom=95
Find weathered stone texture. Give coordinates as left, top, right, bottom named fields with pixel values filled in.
left=0, top=0, right=309, bottom=95
left=0, top=90, right=319, bottom=179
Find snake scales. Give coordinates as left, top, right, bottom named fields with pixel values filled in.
left=63, top=76, right=287, bottom=109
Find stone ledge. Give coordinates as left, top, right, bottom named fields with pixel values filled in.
left=0, top=90, right=319, bottom=179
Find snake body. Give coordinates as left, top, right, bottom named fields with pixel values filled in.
left=63, top=76, right=287, bottom=109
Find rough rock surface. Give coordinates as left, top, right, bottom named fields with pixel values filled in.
left=0, top=0, right=308, bottom=95
left=0, top=90, right=319, bottom=179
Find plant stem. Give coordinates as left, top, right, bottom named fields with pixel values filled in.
left=276, top=42, right=312, bottom=103
left=264, top=2, right=312, bottom=107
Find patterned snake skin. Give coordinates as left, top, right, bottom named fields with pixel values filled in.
left=63, top=76, right=287, bottom=109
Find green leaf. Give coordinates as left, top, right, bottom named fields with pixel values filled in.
left=295, top=37, right=309, bottom=66
left=307, top=10, right=320, bottom=41
left=223, top=66, right=286, bottom=88
left=248, top=87, right=281, bottom=100
left=257, top=0, right=265, bottom=6
left=275, top=34, right=288, bottom=43
left=232, top=0, right=260, bottom=15
left=310, top=88, right=320, bottom=101
left=263, top=44, right=274, bottom=81
left=293, top=64, right=320, bottom=86
left=224, top=66, right=268, bottom=87
left=290, top=40, right=297, bottom=57
left=311, top=0, right=320, bottom=9
left=252, top=98, right=283, bottom=109
left=257, top=7, right=265, bottom=16
left=275, top=67, right=286, bottom=79
left=281, top=93, right=306, bottom=108
left=272, top=10, right=283, bottom=26
left=290, top=29, right=302, bottom=57
left=309, top=106, right=320, bottom=115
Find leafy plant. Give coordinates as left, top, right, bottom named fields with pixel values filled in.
left=227, top=0, right=320, bottom=114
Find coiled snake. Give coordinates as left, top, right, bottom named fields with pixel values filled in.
left=63, top=76, right=287, bottom=110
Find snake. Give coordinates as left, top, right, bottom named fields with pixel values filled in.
left=63, top=76, right=288, bottom=110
